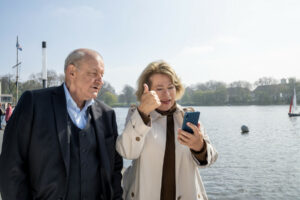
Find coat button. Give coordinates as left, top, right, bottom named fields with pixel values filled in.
left=198, top=194, right=201, bottom=198
left=131, top=192, right=134, bottom=197
left=177, top=196, right=181, bottom=200
left=135, top=137, right=140, bottom=141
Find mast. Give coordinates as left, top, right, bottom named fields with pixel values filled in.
left=16, top=36, right=19, bottom=101
left=13, top=36, right=22, bottom=102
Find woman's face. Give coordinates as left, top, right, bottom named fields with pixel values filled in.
left=149, top=73, right=176, bottom=111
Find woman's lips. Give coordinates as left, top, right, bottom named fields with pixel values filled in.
left=161, top=100, right=171, bottom=104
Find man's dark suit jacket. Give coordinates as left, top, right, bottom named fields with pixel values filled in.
left=0, top=85, right=123, bottom=200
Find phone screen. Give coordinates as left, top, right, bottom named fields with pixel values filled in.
left=182, top=111, right=200, bottom=134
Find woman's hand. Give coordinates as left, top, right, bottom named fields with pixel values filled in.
left=177, top=122, right=204, bottom=151
left=138, top=84, right=161, bottom=115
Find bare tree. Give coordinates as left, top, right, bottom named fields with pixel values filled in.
left=254, top=77, right=278, bottom=86
left=229, top=81, right=252, bottom=90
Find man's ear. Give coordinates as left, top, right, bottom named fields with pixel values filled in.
left=66, top=64, right=77, bottom=78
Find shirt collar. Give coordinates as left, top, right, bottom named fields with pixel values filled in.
left=63, top=83, right=94, bottom=112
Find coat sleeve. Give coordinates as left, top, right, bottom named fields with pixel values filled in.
left=111, top=110, right=124, bottom=200
left=191, top=122, right=218, bottom=168
left=116, top=107, right=151, bottom=160
left=0, top=91, right=33, bottom=200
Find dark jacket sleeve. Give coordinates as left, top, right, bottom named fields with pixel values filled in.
left=0, top=91, right=33, bottom=200
left=111, top=110, right=124, bottom=200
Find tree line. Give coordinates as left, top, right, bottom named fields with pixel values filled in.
left=1, top=71, right=299, bottom=106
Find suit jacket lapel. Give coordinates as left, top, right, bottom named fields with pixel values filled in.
left=90, top=103, right=112, bottom=177
left=52, top=85, right=70, bottom=177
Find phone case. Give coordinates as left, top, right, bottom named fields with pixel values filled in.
left=182, top=111, right=200, bottom=134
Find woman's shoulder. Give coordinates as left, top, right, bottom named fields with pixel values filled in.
left=125, top=104, right=139, bottom=118
left=129, top=104, right=137, bottom=110
left=127, top=104, right=138, bottom=114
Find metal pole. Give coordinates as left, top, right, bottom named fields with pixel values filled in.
left=42, top=41, right=47, bottom=88
left=16, top=36, right=19, bottom=101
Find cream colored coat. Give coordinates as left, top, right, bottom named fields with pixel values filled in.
left=116, top=105, right=218, bottom=200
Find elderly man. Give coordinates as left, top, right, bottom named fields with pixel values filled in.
left=0, top=49, right=123, bottom=200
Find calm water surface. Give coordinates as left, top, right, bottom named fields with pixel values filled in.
left=114, top=106, right=300, bottom=200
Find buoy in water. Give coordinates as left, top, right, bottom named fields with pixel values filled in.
left=241, top=125, right=249, bottom=133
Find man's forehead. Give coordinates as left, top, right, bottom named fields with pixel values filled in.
left=82, top=55, right=103, bottom=65
left=84, top=59, right=104, bottom=72
left=95, top=54, right=103, bottom=61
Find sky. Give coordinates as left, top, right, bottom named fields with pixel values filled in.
left=1, top=0, right=300, bottom=94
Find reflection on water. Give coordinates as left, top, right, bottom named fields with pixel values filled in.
left=115, top=105, right=300, bottom=200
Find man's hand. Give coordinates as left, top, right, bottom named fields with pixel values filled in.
left=138, top=83, right=161, bottom=115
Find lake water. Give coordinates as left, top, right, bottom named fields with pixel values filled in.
left=114, top=106, right=300, bottom=200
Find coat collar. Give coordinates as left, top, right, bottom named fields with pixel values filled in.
left=90, top=101, right=113, bottom=199
left=90, top=101, right=112, bottom=177
left=52, top=84, right=70, bottom=176
left=149, top=103, right=185, bottom=122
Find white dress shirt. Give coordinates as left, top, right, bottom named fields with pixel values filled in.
left=63, top=83, right=94, bottom=129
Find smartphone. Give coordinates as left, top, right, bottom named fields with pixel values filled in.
left=182, top=111, right=200, bottom=134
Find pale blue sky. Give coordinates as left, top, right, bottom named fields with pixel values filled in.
left=1, top=0, right=300, bottom=93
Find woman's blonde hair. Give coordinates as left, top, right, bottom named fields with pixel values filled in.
left=136, top=61, right=185, bottom=101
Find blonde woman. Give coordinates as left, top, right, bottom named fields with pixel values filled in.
left=116, top=61, right=218, bottom=200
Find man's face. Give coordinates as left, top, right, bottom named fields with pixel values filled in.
left=71, top=56, right=104, bottom=102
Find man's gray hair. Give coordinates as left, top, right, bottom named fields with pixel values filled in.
left=64, top=50, right=86, bottom=72
left=64, top=48, right=103, bottom=72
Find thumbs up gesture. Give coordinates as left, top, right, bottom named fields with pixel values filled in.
left=138, top=83, right=161, bottom=115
